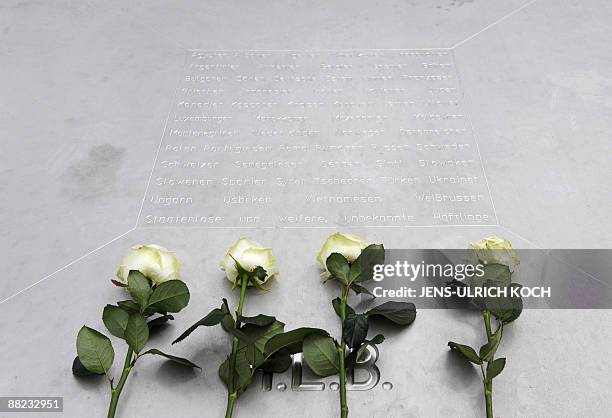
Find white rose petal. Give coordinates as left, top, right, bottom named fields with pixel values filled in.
left=316, top=232, right=369, bottom=277
left=468, top=236, right=520, bottom=271
left=220, top=238, right=278, bottom=285
left=116, top=244, right=181, bottom=285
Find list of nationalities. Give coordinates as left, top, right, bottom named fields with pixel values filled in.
left=140, top=50, right=496, bottom=228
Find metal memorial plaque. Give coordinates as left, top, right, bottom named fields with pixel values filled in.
left=139, top=50, right=496, bottom=229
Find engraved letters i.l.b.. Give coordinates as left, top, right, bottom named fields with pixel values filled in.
left=260, top=345, right=382, bottom=392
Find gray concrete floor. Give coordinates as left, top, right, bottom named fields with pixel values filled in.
left=1, top=1, right=611, bottom=417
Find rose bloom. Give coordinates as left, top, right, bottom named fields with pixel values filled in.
left=116, top=244, right=181, bottom=285
left=220, top=238, right=278, bottom=286
left=468, top=236, right=520, bottom=271
left=316, top=232, right=369, bottom=278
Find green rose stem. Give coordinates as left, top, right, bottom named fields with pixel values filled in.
left=480, top=310, right=502, bottom=418
left=225, top=273, right=249, bottom=418
left=337, top=284, right=349, bottom=418
left=447, top=239, right=519, bottom=418
left=107, top=347, right=134, bottom=418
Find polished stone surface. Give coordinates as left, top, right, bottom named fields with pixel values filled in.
left=1, top=1, right=611, bottom=417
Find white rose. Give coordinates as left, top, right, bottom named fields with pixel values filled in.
left=468, top=236, right=520, bottom=271
left=116, top=244, right=181, bottom=285
left=316, top=232, right=369, bottom=277
left=220, top=238, right=278, bottom=285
